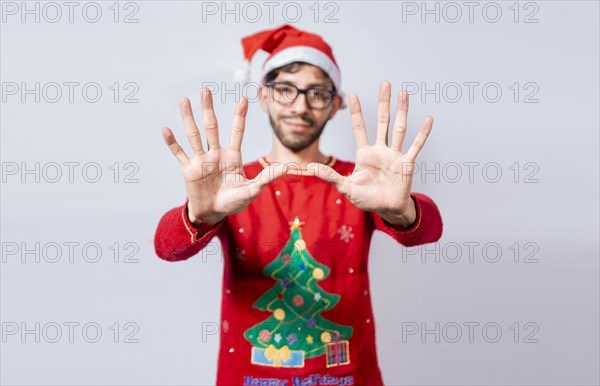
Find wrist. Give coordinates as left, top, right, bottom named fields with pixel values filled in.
left=186, top=203, right=223, bottom=228
left=378, top=197, right=417, bottom=230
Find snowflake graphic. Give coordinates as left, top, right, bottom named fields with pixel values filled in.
left=337, top=225, right=354, bottom=243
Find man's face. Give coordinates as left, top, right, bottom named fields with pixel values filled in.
left=259, top=64, right=342, bottom=152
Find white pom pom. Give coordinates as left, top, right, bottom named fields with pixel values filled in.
left=233, top=60, right=251, bottom=85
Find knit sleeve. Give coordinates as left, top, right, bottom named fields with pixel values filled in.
left=369, top=192, right=443, bottom=247
left=154, top=198, right=226, bottom=262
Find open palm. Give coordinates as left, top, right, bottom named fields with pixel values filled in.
left=162, top=88, right=284, bottom=225
left=308, top=81, right=433, bottom=217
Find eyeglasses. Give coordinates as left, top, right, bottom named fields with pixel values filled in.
left=265, top=81, right=337, bottom=110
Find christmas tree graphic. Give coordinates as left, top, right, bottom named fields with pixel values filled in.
left=245, top=217, right=353, bottom=368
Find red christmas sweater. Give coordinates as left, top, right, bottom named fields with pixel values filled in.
left=154, top=156, right=443, bottom=386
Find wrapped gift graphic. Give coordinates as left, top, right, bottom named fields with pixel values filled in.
left=251, top=345, right=304, bottom=368
left=326, top=340, right=350, bottom=367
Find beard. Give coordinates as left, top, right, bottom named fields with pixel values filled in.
left=269, top=114, right=328, bottom=152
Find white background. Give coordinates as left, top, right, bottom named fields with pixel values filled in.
left=1, top=1, right=599, bottom=385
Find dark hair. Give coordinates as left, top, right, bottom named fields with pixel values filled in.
left=263, top=61, right=338, bottom=93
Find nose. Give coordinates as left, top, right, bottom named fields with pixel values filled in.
left=290, top=92, right=310, bottom=115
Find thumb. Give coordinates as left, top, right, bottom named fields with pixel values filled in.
left=307, top=162, right=345, bottom=192
left=247, top=162, right=285, bottom=197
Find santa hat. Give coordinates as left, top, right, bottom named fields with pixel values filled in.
left=233, top=24, right=346, bottom=108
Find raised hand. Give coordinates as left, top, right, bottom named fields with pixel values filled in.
left=307, top=81, right=433, bottom=228
left=162, top=88, right=284, bottom=226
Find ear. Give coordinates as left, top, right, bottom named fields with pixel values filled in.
left=259, top=85, right=269, bottom=112
left=327, top=95, right=343, bottom=120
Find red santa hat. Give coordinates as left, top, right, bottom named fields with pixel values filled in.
left=233, top=24, right=346, bottom=108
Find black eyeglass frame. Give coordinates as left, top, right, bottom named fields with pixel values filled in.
left=264, top=81, right=338, bottom=110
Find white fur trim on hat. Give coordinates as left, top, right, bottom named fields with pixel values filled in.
left=261, top=46, right=340, bottom=86
left=260, top=46, right=346, bottom=108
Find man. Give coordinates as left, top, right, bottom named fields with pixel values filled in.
left=154, top=25, right=443, bottom=386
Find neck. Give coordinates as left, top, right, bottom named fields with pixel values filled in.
left=266, top=135, right=329, bottom=169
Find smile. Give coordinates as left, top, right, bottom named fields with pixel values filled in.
left=282, top=119, right=311, bottom=132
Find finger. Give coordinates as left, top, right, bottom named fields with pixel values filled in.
left=391, top=91, right=409, bottom=152
left=179, top=97, right=205, bottom=155
left=201, top=88, right=221, bottom=151
left=405, top=116, right=433, bottom=163
left=306, top=162, right=347, bottom=194
left=247, top=163, right=286, bottom=197
left=228, top=96, right=248, bottom=152
left=161, top=127, right=190, bottom=166
left=375, top=81, right=391, bottom=146
left=349, top=94, right=369, bottom=149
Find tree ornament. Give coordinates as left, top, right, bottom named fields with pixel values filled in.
left=313, top=268, right=324, bottom=279
left=286, top=333, right=298, bottom=345
left=293, top=295, right=304, bottom=307
left=259, top=329, right=271, bottom=342
left=282, top=254, right=291, bottom=265
left=274, top=308, right=285, bottom=320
